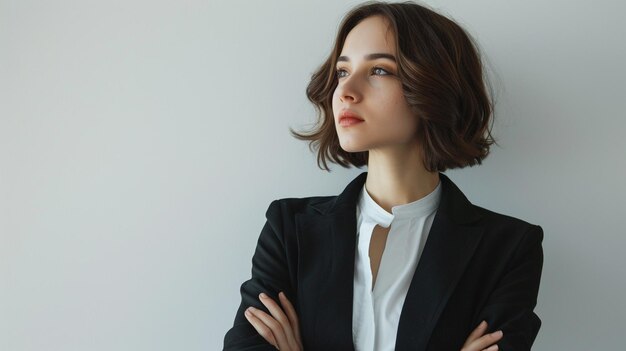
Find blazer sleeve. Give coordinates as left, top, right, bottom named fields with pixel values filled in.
left=474, top=224, right=545, bottom=351
left=223, top=199, right=296, bottom=350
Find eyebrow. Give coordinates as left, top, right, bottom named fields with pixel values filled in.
left=337, top=53, right=397, bottom=63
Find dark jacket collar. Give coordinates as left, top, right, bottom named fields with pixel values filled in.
left=311, top=171, right=482, bottom=225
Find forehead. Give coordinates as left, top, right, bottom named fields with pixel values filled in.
left=340, top=15, right=396, bottom=55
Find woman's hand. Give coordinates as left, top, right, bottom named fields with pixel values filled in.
left=461, top=320, right=503, bottom=351
left=244, top=291, right=303, bottom=351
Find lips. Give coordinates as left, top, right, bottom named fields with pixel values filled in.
left=339, top=110, right=363, bottom=124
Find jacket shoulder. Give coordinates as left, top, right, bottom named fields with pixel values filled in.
left=474, top=204, right=539, bottom=226
left=472, top=204, right=544, bottom=242
left=266, top=195, right=336, bottom=217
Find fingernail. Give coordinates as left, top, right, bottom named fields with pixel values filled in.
left=494, top=330, right=503, bottom=337
left=245, top=308, right=252, bottom=316
left=259, top=293, right=267, bottom=299
left=279, top=292, right=284, bottom=298
left=481, top=320, right=487, bottom=327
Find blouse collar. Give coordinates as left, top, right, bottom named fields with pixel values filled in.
left=358, top=179, right=442, bottom=228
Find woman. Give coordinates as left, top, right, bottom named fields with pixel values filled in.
left=223, top=1, right=544, bottom=350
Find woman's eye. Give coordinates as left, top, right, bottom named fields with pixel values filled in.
left=335, top=67, right=391, bottom=79
left=372, top=67, right=390, bottom=75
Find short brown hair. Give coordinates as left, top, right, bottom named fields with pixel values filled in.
left=289, top=0, right=497, bottom=172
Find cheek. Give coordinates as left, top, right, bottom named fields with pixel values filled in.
left=380, top=89, right=412, bottom=116
left=331, top=89, right=340, bottom=114
left=395, top=88, right=414, bottom=114
left=383, top=91, right=417, bottom=131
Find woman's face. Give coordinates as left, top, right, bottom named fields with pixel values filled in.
left=332, top=15, right=418, bottom=153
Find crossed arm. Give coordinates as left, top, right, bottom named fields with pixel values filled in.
left=244, top=290, right=504, bottom=351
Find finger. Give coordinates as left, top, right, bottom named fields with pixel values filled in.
left=465, top=330, right=503, bottom=351
left=463, top=320, right=488, bottom=346
left=484, top=345, right=498, bottom=351
left=244, top=307, right=278, bottom=348
left=279, top=292, right=302, bottom=345
left=258, top=294, right=292, bottom=349
left=247, top=306, right=289, bottom=349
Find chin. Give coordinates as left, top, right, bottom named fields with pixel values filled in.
left=339, top=139, right=368, bottom=153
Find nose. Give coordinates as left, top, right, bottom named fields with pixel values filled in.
left=336, top=74, right=362, bottom=103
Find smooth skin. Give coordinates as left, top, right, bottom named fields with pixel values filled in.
left=244, top=291, right=503, bottom=351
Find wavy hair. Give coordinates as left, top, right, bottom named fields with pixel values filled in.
left=289, top=0, right=498, bottom=172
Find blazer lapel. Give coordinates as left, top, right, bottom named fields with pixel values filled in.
left=394, top=173, right=484, bottom=350
left=295, top=172, right=365, bottom=350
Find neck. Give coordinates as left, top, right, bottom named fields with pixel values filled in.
left=364, top=148, right=440, bottom=213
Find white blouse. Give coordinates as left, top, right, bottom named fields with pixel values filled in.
left=352, top=180, right=442, bottom=351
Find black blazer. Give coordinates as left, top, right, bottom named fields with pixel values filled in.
left=223, top=172, right=544, bottom=351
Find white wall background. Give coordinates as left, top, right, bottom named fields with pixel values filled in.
left=1, top=0, right=624, bottom=350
